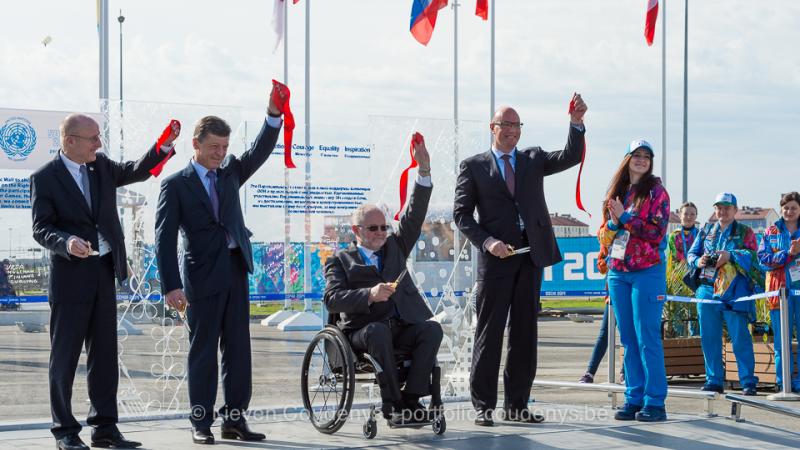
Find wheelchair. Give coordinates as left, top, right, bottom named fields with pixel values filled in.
left=301, top=324, right=446, bottom=439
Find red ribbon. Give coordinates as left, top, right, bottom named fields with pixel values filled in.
left=394, top=132, right=423, bottom=221
left=271, top=79, right=296, bottom=168
left=569, top=99, right=591, bottom=218
left=148, top=119, right=179, bottom=177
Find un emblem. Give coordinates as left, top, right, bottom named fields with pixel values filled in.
left=0, top=117, right=38, bottom=161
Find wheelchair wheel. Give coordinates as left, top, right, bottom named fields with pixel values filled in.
left=432, top=414, right=446, bottom=435
left=301, top=327, right=355, bottom=434
left=362, top=418, right=377, bottom=439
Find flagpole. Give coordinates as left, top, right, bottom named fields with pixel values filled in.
left=98, top=0, right=110, bottom=155
left=490, top=0, right=495, bottom=117
left=303, top=0, right=313, bottom=316
left=99, top=0, right=109, bottom=104
left=284, top=0, right=288, bottom=83
left=453, top=0, right=459, bottom=143
left=453, top=1, right=461, bottom=271
left=682, top=0, right=688, bottom=203
left=282, top=0, right=292, bottom=315
left=661, top=0, right=667, bottom=184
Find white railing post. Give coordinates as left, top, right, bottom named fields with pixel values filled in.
left=607, top=303, right=618, bottom=409
left=768, top=287, right=800, bottom=401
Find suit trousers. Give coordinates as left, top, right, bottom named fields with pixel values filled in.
left=186, top=249, right=252, bottom=428
left=49, top=254, right=118, bottom=439
left=348, top=318, right=443, bottom=407
left=471, top=254, right=542, bottom=412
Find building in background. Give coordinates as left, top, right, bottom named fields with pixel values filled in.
left=668, top=210, right=682, bottom=234
left=707, top=206, right=778, bottom=234
left=550, top=213, right=590, bottom=237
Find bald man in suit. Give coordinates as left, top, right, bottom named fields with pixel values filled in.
left=454, top=94, right=587, bottom=426
left=31, top=113, right=176, bottom=449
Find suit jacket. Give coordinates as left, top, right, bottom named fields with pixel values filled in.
left=453, top=125, right=585, bottom=279
left=30, top=146, right=171, bottom=301
left=324, top=182, right=433, bottom=332
left=155, top=120, right=279, bottom=301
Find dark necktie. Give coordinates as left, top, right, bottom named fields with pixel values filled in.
left=206, top=170, right=236, bottom=247
left=374, top=249, right=383, bottom=272
left=79, top=165, right=92, bottom=211
left=501, top=154, right=515, bottom=196
left=206, top=171, right=220, bottom=219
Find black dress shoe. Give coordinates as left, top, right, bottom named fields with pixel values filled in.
left=503, top=408, right=545, bottom=423
left=474, top=409, right=494, bottom=426
left=220, top=420, right=266, bottom=441
left=191, top=427, right=215, bottom=445
left=56, top=434, right=89, bottom=450
left=90, top=431, right=141, bottom=448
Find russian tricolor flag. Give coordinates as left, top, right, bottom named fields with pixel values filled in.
left=410, top=0, right=449, bottom=46
left=644, top=0, right=659, bottom=46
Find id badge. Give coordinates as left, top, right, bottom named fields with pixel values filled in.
left=789, top=260, right=800, bottom=284
left=700, top=265, right=716, bottom=282
left=610, top=231, right=629, bottom=260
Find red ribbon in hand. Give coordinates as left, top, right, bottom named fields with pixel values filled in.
left=149, top=119, right=180, bottom=177
left=569, top=99, right=591, bottom=218
left=394, top=132, right=423, bottom=221
left=271, top=79, right=296, bottom=168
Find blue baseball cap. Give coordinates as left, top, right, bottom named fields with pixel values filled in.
left=713, top=192, right=737, bottom=207
left=626, top=139, right=654, bottom=157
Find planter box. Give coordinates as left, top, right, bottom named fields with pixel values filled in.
left=664, top=337, right=705, bottom=377
left=725, top=340, right=799, bottom=384
left=617, top=337, right=705, bottom=378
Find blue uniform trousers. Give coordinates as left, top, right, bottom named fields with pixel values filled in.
left=770, top=295, right=800, bottom=390
left=696, top=285, right=758, bottom=388
left=608, top=263, right=668, bottom=408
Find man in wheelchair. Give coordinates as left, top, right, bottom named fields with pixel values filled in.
left=323, top=138, right=443, bottom=426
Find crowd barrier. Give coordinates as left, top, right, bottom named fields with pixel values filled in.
left=534, top=287, right=800, bottom=419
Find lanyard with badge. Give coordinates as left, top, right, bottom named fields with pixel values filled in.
left=788, top=227, right=800, bottom=286
left=788, top=259, right=800, bottom=286
left=700, top=224, right=729, bottom=282
left=610, top=191, right=635, bottom=260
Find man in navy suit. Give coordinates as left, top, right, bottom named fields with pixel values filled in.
left=454, top=94, right=587, bottom=426
left=155, top=84, right=286, bottom=444
left=31, top=113, right=176, bottom=450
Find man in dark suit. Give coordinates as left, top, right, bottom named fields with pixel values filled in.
left=155, top=85, right=285, bottom=444
left=30, top=113, right=177, bottom=450
left=323, top=139, right=442, bottom=423
left=454, top=94, right=588, bottom=426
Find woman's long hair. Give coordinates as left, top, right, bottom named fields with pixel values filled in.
left=602, top=154, right=658, bottom=220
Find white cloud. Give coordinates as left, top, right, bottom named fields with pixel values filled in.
left=1, top=0, right=798, bottom=230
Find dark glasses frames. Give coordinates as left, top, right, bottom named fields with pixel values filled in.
left=358, top=225, right=391, bottom=232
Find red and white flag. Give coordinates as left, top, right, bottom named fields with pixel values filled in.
left=644, top=0, right=659, bottom=46
left=475, top=0, right=488, bottom=20
left=271, top=0, right=301, bottom=53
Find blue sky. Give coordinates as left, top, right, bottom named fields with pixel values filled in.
left=2, top=0, right=798, bottom=231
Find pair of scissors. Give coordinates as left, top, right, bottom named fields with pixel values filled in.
left=389, top=268, right=408, bottom=289
left=501, top=245, right=531, bottom=258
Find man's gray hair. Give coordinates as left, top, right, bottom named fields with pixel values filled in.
left=351, top=203, right=383, bottom=226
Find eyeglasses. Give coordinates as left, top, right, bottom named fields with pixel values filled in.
left=358, top=225, right=391, bottom=232
left=492, top=121, right=523, bottom=129
left=68, top=134, right=102, bottom=143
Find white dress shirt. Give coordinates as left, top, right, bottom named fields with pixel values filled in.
left=60, top=151, right=111, bottom=256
